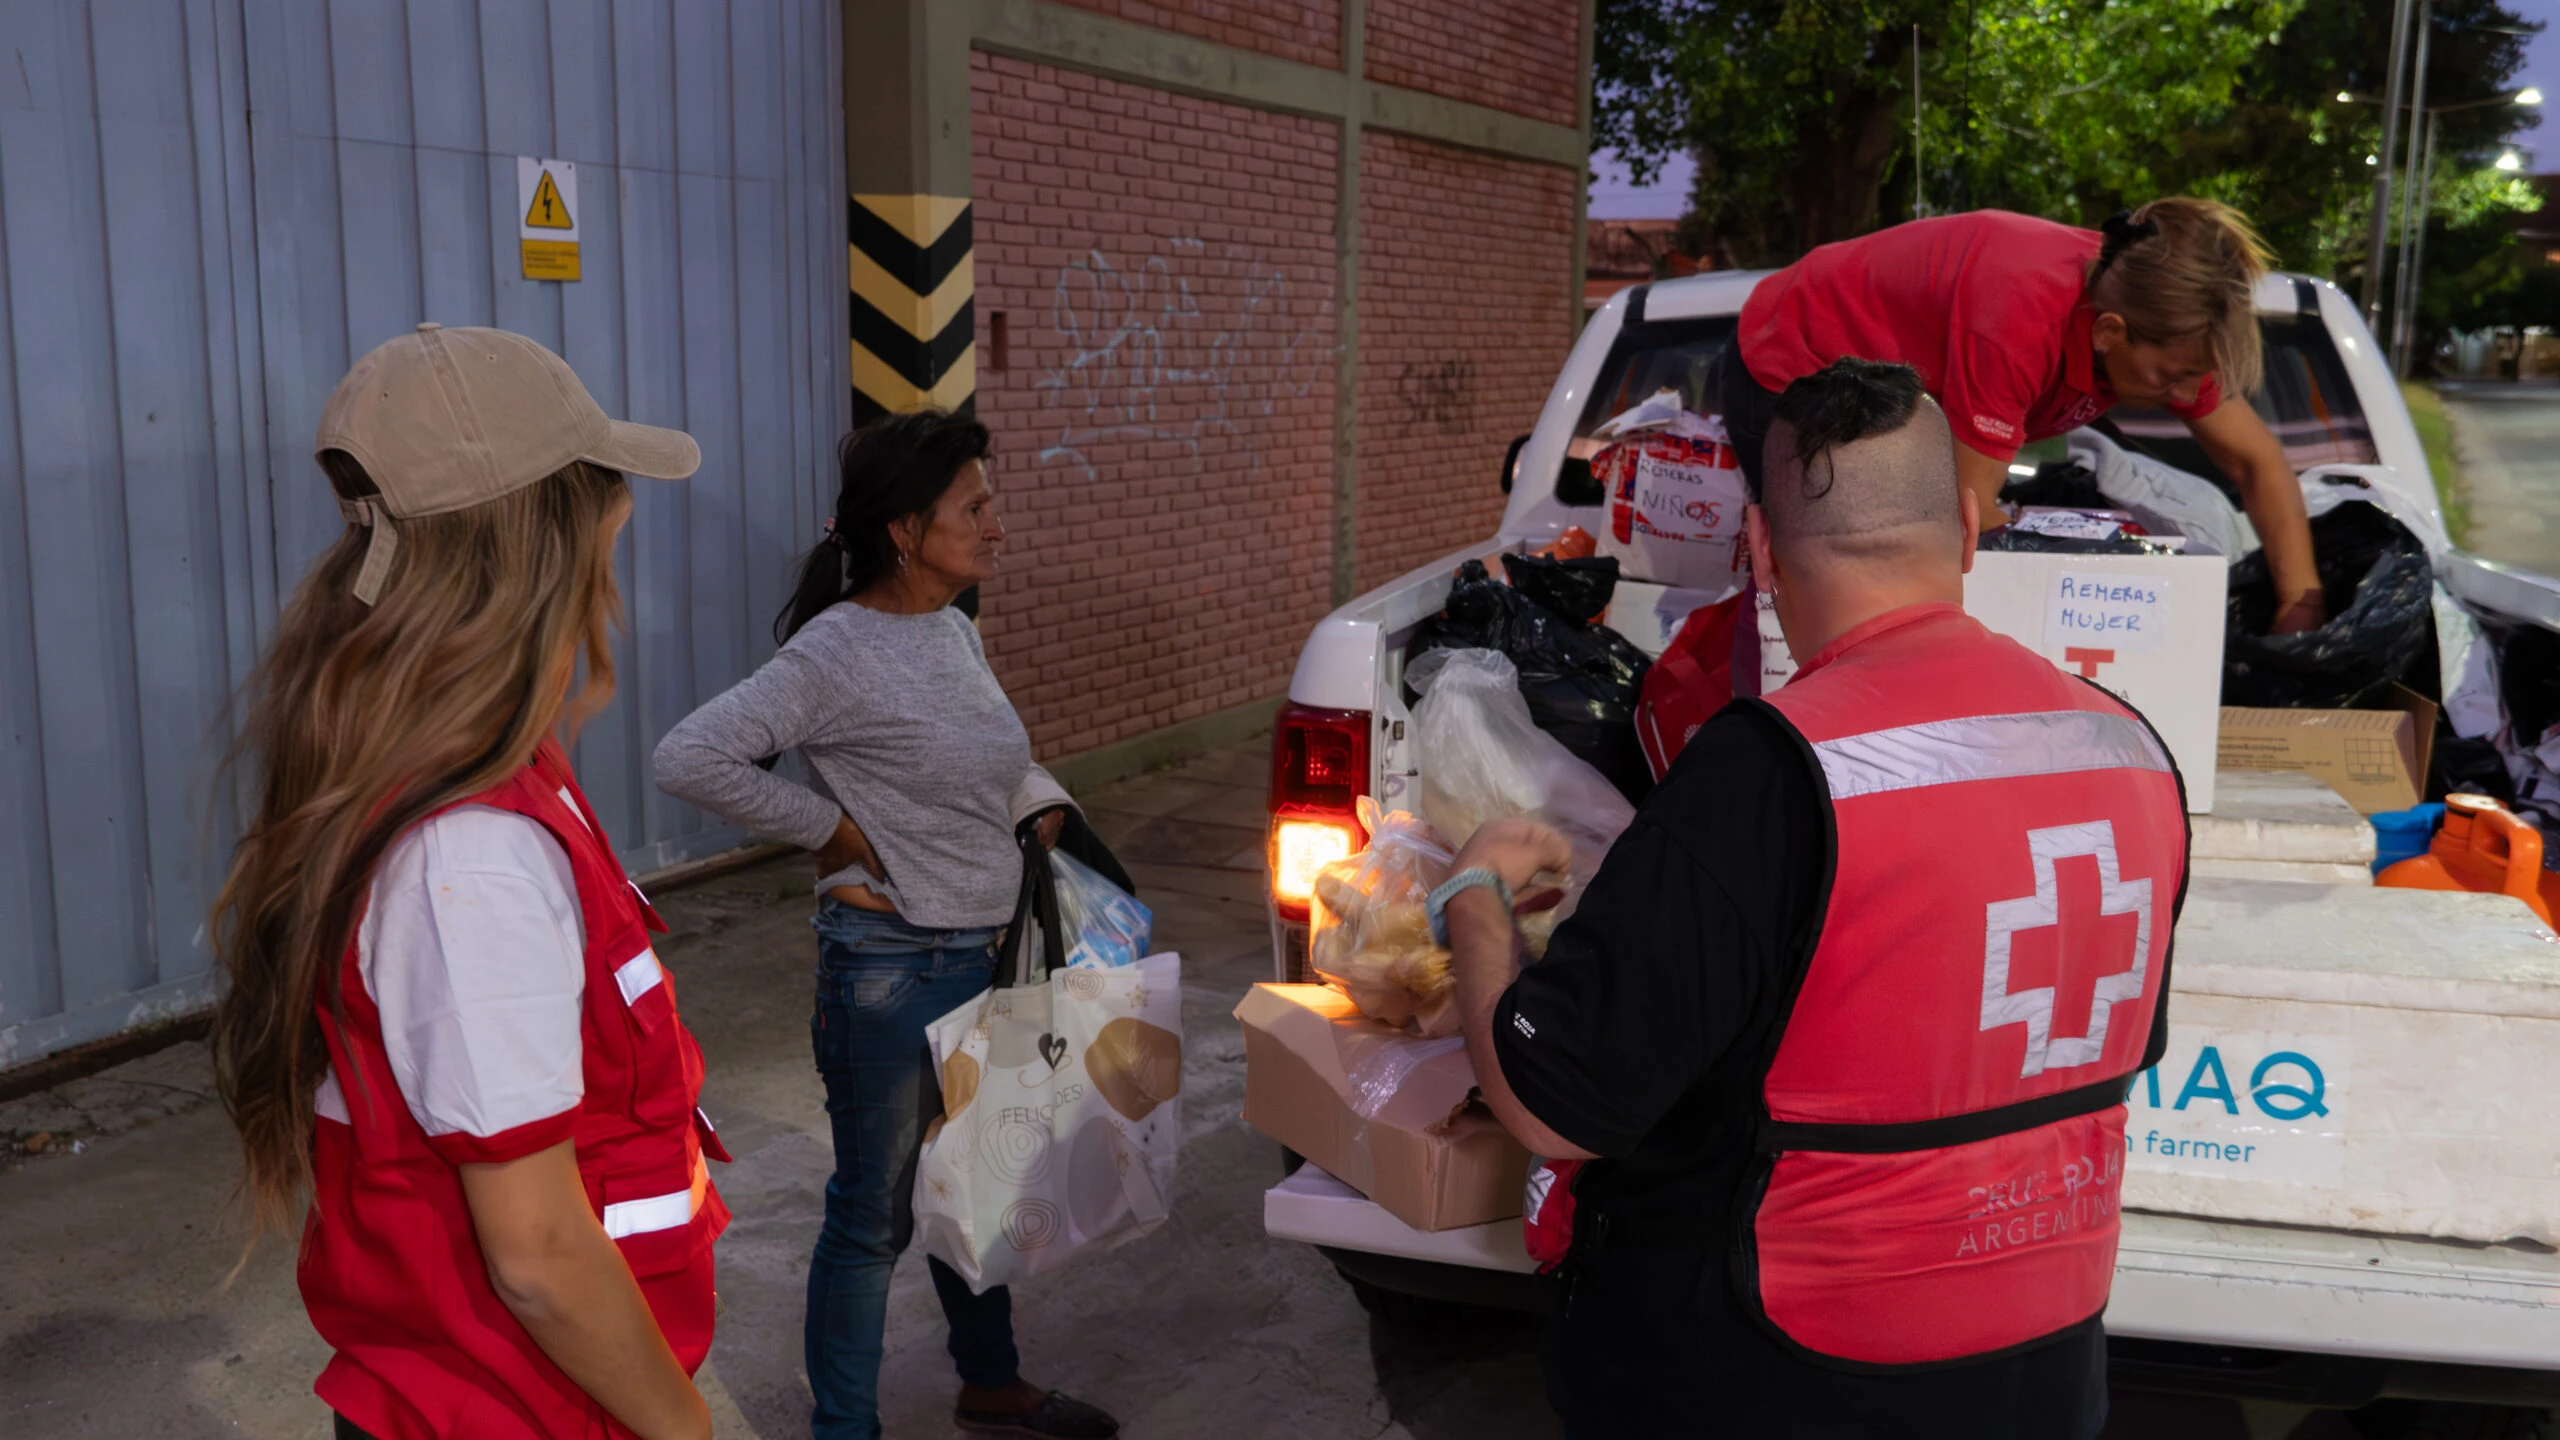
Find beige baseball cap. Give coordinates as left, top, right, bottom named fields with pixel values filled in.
left=316, top=322, right=701, bottom=603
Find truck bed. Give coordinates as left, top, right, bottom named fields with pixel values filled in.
left=1267, top=1164, right=2560, bottom=1370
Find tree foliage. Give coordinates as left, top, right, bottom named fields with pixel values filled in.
left=1597, top=0, right=2543, bottom=350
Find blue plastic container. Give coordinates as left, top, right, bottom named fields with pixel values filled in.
left=2368, top=802, right=2446, bottom=875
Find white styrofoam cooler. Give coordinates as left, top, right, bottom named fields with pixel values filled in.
left=2189, top=769, right=2375, bottom=885
left=1964, top=550, right=2228, bottom=813
left=2126, top=878, right=2560, bottom=1243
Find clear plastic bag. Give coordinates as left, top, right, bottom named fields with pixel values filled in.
left=1054, top=849, right=1153, bottom=969
left=1407, top=648, right=1637, bottom=916
left=1406, top=558, right=1654, bottom=801
left=1310, top=799, right=1461, bottom=1037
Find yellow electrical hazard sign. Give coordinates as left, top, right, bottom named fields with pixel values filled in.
left=515, top=157, right=581, bottom=281
left=525, top=171, right=572, bottom=229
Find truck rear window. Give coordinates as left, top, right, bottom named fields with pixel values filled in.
left=1572, top=318, right=1740, bottom=442
left=1571, top=309, right=2372, bottom=503
left=2105, top=313, right=2378, bottom=495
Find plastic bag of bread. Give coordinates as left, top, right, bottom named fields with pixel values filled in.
left=1309, top=800, right=1464, bottom=1037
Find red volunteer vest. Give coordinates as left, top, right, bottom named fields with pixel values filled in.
left=1746, top=604, right=2187, bottom=1369
left=301, top=741, right=731, bottom=1439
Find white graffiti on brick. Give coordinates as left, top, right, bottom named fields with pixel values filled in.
left=1036, top=240, right=1322, bottom=483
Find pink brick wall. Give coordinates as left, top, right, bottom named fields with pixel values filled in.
left=1365, top=0, right=1583, bottom=126
left=1046, top=0, right=1343, bottom=70
left=1354, top=132, right=1576, bottom=593
left=970, top=53, right=1341, bottom=756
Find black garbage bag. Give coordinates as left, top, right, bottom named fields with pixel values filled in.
left=1409, top=558, right=1654, bottom=804
left=2223, top=502, right=2434, bottom=709
left=2500, top=625, right=2560, bottom=748
left=1998, top=459, right=2110, bottom=512
left=1500, top=551, right=1619, bottom=622
left=2430, top=726, right=2517, bottom=807
left=1987, top=463, right=2176, bottom=555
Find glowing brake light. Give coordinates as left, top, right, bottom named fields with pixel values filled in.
left=1269, top=703, right=1372, bottom=920
left=1272, top=819, right=1358, bottom=906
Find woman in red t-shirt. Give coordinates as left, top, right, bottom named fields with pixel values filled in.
left=1721, top=199, right=2324, bottom=633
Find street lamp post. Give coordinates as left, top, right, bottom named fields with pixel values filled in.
left=2390, top=1, right=2434, bottom=373
left=2393, top=112, right=2440, bottom=377
left=2364, top=0, right=2420, bottom=324
left=2386, top=86, right=2542, bottom=377
left=2340, top=71, right=2543, bottom=378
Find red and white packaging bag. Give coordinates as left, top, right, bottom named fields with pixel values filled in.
left=1523, top=1156, right=1583, bottom=1273
left=1590, top=391, right=1751, bottom=594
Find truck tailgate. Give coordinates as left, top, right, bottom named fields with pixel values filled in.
left=1268, top=1171, right=2560, bottom=1369
left=1265, top=1164, right=1536, bottom=1273
left=2109, top=1210, right=2560, bottom=1368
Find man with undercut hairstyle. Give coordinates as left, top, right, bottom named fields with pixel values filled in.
left=1431, top=358, right=2192, bottom=1438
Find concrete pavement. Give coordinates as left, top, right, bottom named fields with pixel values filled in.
left=2439, top=381, right=2560, bottom=576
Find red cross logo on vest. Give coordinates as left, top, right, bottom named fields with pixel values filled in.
left=1980, top=820, right=2154, bottom=1078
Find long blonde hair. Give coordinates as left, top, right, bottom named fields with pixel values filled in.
left=2088, top=197, right=2273, bottom=396
left=210, top=456, right=629, bottom=1237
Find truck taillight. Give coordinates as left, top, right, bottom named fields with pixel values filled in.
left=1271, top=819, right=1358, bottom=913
left=1269, top=703, right=1371, bottom=920
left=1271, top=703, right=1370, bottom=812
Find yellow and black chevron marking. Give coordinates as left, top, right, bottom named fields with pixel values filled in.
left=850, top=194, right=974, bottom=421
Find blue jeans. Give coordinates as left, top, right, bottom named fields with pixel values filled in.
left=806, top=900, right=1019, bottom=1440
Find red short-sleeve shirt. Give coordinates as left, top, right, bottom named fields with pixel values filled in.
left=1736, top=211, right=2222, bottom=461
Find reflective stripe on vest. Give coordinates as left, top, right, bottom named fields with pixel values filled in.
left=615, top=948, right=665, bottom=1006
left=1810, top=709, right=2170, bottom=800
left=601, top=1152, right=711, bottom=1239
left=1743, top=605, right=2187, bottom=1372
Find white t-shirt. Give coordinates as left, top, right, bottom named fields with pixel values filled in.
left=314, top=806, right=588, bottom=1149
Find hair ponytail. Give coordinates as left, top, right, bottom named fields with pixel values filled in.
left=773, top=409, right=992, bottom=644
left=2087, top=197, right=2273, bottom=397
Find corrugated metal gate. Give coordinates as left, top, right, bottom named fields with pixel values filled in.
left=0, top=0, right=849, bottom=1068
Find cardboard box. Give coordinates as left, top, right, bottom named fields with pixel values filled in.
left=2125, top=877, right=2560, bottom=1243
left=1235, top=984, right=1530, bottom=1232
left=2218, top=686, right=2438, bottom=815
left=1963, top=550, right=2230, bottom=813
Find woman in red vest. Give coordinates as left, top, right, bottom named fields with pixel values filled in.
left=209, top=324, right=720, bottom=1440
left=1722, top=199, right=2325, bottom=633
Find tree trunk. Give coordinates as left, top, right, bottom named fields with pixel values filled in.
left=1785, top=35, right=1917, bottom=252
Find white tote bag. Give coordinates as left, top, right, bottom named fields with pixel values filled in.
left=913, top=835, right=1183, bottom=1292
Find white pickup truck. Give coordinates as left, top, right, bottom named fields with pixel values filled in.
left=1256, top=269, right=2560, bottom=1412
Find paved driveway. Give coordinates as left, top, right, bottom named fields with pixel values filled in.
left=2439, top=381, right=2560, bottom=576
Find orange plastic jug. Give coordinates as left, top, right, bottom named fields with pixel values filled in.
left=2374, top=793, right=2558, bottom=927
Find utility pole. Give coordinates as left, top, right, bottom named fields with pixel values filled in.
left=2395, top=113, right=2442, bottom=378
left=2363, top=0, right=2419, bottom=323
left=2391, top=1, right=2433, bottom=374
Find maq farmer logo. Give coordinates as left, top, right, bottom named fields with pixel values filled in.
left=2128, top=1028, right=2349, bottom=1185
left=2142, top=1045, right=2329, bottom=1120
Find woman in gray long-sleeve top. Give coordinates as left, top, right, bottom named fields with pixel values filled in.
left=653, top=412, right=1117, bottom=1440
